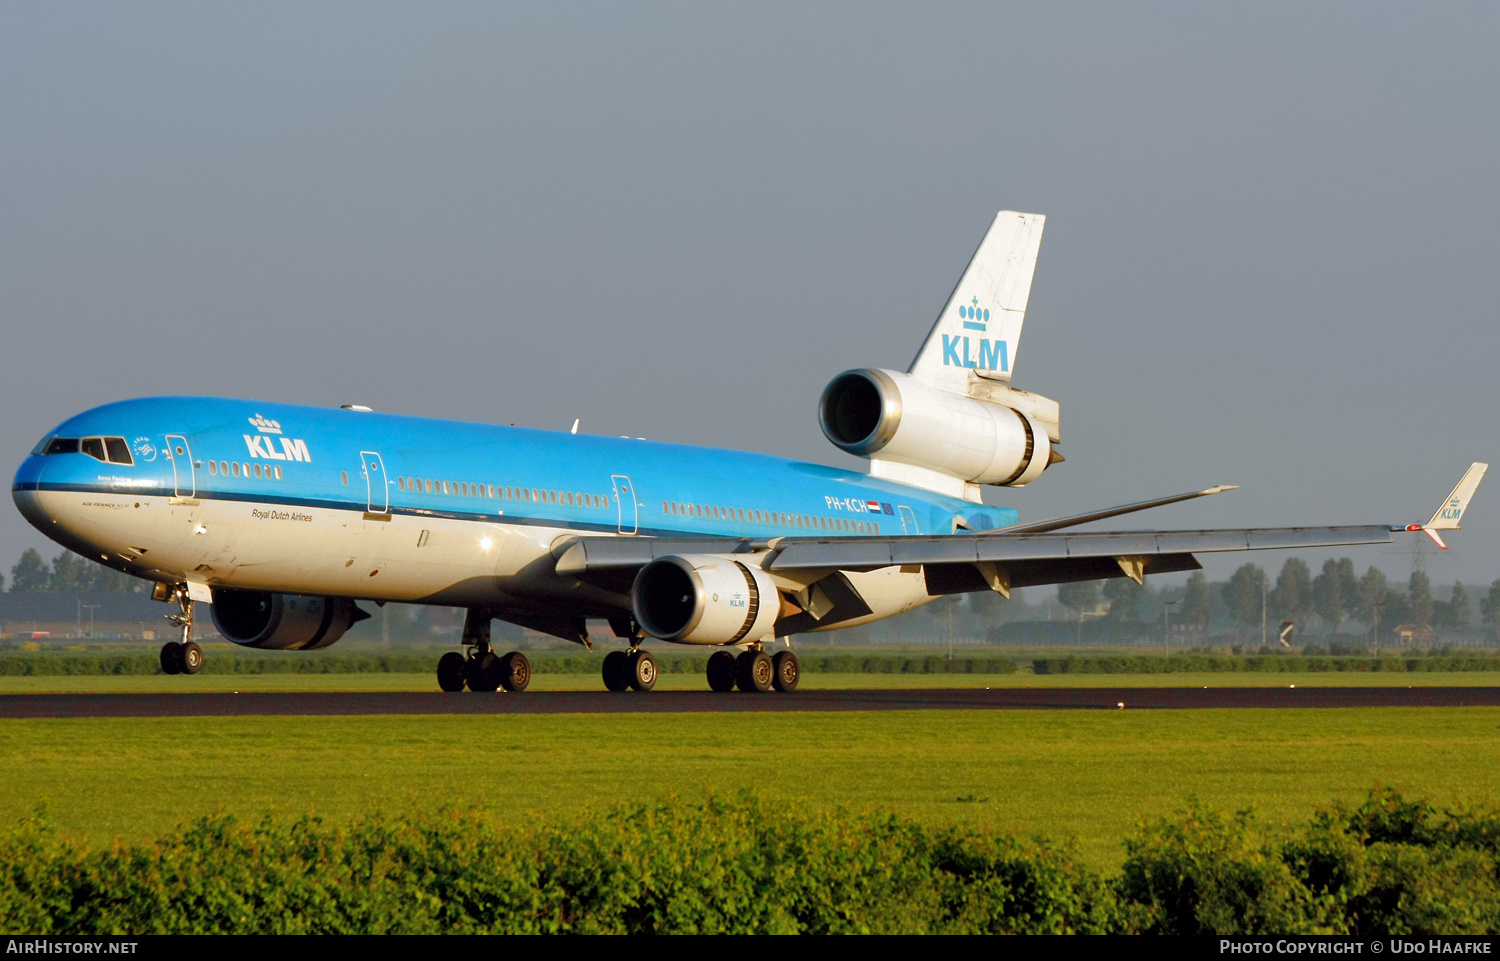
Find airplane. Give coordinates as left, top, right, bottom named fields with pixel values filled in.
left=11, top=211, right=1488, bottom=694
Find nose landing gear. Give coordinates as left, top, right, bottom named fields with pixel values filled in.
left=158, top=586, right=202, bottom=676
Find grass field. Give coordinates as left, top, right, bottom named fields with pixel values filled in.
left=3, top=670, right=1500, bottom=694
left=4, top=706, right=1499, bottom=871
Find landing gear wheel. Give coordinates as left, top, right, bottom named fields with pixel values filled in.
left=772, top=650, right=799, bottom=692
left=180, top=641, right=204, bottom=675
left=628, top=649, right=657, bottom=692
left=437, top=652, right=467, bottom=692
left=706, top=651, right=736, bottom=693
left=736, top=650, right=773, bottom=693
left=499, top=651, right=531, bottom=692
left=602, top=650, right=631, bottom=692
left=467, top=652, right=502, bottom=692
left=159, top=642, right=183, bottom=676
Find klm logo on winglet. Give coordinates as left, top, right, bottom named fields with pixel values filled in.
left=942, top=296, right=1008, bottom=372
left=243, top=413, right=311, bottom=463
left=1440, top=497, right=1463, bottom=522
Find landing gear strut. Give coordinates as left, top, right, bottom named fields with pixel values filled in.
left=437, top=609, right=530, bottom=693
left=158, top=586, right=202, bottom=676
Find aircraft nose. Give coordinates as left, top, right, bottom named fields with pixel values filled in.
left=13, top=454, right=53, bottom=534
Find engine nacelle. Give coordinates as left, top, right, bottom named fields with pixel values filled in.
left=210, top=589, right=367, bottom=650
left=632, top=554, right=780, bottom=645
left=818, top=368, right=1053, bottom=487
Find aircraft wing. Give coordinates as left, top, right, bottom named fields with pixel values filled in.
left=554, top=524, right=1395, bottom=593
left=554, top=463, right=1482, bottom=597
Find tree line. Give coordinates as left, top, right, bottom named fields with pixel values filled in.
left=4, top=548, right=140, bottom=594
left=1056, top=557, right=1500, bottom=641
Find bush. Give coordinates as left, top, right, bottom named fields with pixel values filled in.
left=1031, top=654, right=1500, bottom=676
left=0, top=797, right=1115, bottom=934
left=1120, top=789, right=1500, bottom=935
left=5, top=790, right=1498, bottom=934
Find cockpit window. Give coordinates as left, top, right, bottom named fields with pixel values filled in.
left=104, top=437, right=133, bottom=465
left=35, top=435, right=134, bottom=464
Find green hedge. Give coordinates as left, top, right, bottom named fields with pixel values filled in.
left=4, top=790, right=1497, bottom=934
left=1033, top=654, right=1500, bottom=675
left=0, top=652, right=1016, bottom=677
left=0, top=796, right=1115, bottom=934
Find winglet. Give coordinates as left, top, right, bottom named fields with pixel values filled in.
left=1400, top=462, right=1488, bottom=550
left=1426, top=462, right=1488, bottom=531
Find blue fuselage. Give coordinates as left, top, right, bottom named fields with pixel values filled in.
left=14, top=396, right=1016, bottom=557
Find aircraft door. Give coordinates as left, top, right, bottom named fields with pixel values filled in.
left=164, top=435, right=196, bottom=498
left=360, top=451, right=389, bottom=514
left=898, top=505, right=919, bottom=535
left=611, top=474, right=638, bottom=534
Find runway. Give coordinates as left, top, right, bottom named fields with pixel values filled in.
left=3, top=686, right=1500, bottom=718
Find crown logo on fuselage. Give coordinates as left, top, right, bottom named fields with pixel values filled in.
left=249, top=414, right=283, bottom=435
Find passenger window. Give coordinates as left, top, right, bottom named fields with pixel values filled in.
left=209, top=461, right=218, bottom=475
left=274, top=466, right=283, bottom=480
left=81, top=438, right=107, bottom=462
left=104, top=438, right=133, bottom=465
left=232, top=462, right=241, bottom=477
left=341, top=471, right=348, bottom=486
left=254, top=464, right=262, bottom=478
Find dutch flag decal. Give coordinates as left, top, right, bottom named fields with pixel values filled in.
left=866, top=499, right=880, bottom=513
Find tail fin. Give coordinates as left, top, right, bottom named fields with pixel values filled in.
left=908, top=210, right=1045, bottom=392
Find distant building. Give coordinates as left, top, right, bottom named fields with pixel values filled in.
left=1390, top=623, right=1435, bottom=646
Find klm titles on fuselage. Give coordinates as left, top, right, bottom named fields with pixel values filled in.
left=242, top=414, right=312, bottom=463
left=941, top=296, right=1009, bottom=372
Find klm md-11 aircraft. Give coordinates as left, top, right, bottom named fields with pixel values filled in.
left=11, top=212, right=1488, bottom=694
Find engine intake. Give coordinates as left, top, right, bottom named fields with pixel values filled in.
left=632, top=554, right=780, bottom=645
left=210, top=589, right=367, bottom=650
left=819, top=368, right=1054, bottom=487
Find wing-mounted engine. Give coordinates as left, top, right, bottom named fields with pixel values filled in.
left=818, top=368, right=1061, bottom=495
left=210, top=589, right=369, bottom=650
left=632, top=554, right=781, bottom=645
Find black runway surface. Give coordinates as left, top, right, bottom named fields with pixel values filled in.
left=3, top=686, right=1500, bottom=718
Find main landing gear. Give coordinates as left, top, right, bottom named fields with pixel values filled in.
left=437, top=609, right=530, bottom=693
left=598, top=644, right=798, bottom=693
left=158, top=586, right=203, bottom=676
left=706, top=647, right=798, bottom=693
left=602, top=647, right=657, bottom=692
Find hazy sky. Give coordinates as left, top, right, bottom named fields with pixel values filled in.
left=3, top=3, right=1497, bottom=592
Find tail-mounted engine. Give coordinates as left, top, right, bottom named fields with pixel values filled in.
left=210, top=589, right=368, bottom=650
left=819, top=368, right=1059, bottom=488
left=632, top=554, right=780, bottom=645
